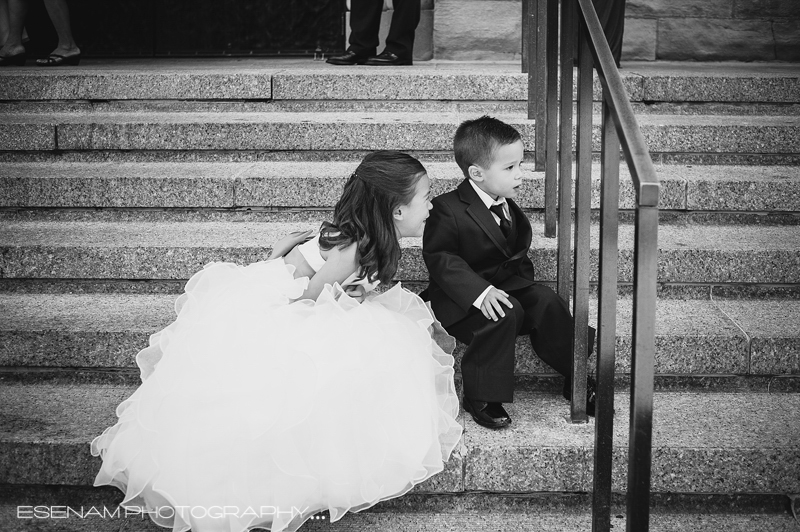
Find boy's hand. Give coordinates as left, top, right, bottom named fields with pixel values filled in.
left=480, top=288, right=513, bottom=321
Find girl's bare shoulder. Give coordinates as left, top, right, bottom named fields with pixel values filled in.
left=321, top=240, right=358, bottom=266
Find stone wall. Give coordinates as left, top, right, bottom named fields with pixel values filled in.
left=625, top=0, right=800, bottom=61
left=428, top=0, right=800, bottom=61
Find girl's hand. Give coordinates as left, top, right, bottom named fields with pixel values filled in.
left=267, top=229, right=314, bottom=260
left=343, top=284, right=367, bottom=303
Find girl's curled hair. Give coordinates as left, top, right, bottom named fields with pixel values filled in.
left=319, top=151, right=426, bottom=285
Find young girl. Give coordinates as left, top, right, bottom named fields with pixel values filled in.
left=91, top=151, right=463, bottom=532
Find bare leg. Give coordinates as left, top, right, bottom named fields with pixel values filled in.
left=43, top=0, right=79, bottom=57
left=2, top=0, right=29, bottom=43
left=0, top=0, right=26, bottom=58
left=0, top=0, right=9, bottom=44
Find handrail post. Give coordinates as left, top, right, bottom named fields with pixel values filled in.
left=522, top=0, right=530, bottom=73
left=527, top=0, right=547, bottom=171
left=628, top=205, right=658, bottom=532
left=556, top=0, right=576, bottom=303
left=543, top=0, right=559, bottom=238
left=570, top=13, right=593, bottom=423
left=592, top=92, right=620, bottom=532
left=536, top=0, right=548, bottom=171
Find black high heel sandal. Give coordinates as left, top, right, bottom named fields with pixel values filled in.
left=36, top=53, right=81, bottom=67
left=0, top=52, right=27, bottom=66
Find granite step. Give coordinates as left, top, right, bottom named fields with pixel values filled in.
left=2, top=162, right=799, bottom=213
left=0, top=382, right=797, bottom=496
left=0, top=112, right=798, bottom=158
left=0, top=489, right=796, bottom=532
left=0, top=60, right=797, bottom=104
left=5, top=99, right=800, bottom=117
left=1, top=219, right=798, bottom=285
left=2, top=292, right=796, bottom=376
left=0, top=488, right=796, bottom=532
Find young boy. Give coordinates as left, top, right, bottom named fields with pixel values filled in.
left=422, top=116, right=595, bottom=429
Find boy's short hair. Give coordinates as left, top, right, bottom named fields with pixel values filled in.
left=453, top=116, right=522, bottom=179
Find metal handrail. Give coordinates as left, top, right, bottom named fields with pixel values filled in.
left=523, top=0, right=660, bottom=530
left=575, top=0, right=660, bottom=206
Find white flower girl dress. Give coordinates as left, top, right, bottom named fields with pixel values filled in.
left=91, top=235, right=463, bottom=532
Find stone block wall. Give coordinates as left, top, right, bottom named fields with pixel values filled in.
left=427, top=0, right=799, bottom=61
left=434, top=0, right=522, bottom=61
left=626, top=0, right=800, bottom=61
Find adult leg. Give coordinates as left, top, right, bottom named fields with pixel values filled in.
left=347, top=0, right=383, bottom=58
left=509, top=284, right=596, bottom=378
left=445, top=297, right=525, bottom=404
left=0, top=0, right=9, bottom=44
left=384, top=0, right=420, bottom=60
left=42, top=0, right=80, bottom=57
left=0, top=0, right=26, bottom=58
left=592, top=0, right=626, bottom=66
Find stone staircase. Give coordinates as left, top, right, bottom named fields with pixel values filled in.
left=1, top=59, right=799, bottom=531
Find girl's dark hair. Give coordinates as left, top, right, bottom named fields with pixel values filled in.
left=319, top=151, right=426, bottom=285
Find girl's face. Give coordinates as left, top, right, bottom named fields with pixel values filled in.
left=393, top=173, right=433, bottom=238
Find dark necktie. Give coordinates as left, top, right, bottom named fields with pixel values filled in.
left=489, top=203, right=511, bottom=238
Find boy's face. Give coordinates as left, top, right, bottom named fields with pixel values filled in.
left=470, top=139, right=524, bottom=200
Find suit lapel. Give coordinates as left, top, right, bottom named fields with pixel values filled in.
left=507, top=198, right=532, bottom=259
left=457, top=180, right=511, bottom=257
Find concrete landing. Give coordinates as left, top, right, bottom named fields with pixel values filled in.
left=0, top=487, right=796, bottom=531
left=0, top=499, right=796, bottom=532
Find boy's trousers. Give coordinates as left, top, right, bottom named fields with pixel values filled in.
left=446, top=283, right=595, bottom=403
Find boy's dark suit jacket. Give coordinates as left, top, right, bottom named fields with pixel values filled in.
left=423, top=179, right=535, bottom=328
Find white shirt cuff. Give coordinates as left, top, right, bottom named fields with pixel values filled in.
left=473, top=285, right=494, bottom=309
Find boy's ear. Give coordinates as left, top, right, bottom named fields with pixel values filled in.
left=468, top=164, right=483, bottom=182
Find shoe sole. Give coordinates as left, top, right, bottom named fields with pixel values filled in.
left=326, top=59, right=368, bottom=66
left=0, top=54, right=26, bottom=67
left=363, top=61, right=413, bottom=66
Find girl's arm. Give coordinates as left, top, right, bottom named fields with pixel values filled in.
left=297, top=242, right=360, bottom=301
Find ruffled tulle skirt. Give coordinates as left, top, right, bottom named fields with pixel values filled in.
left=91, top=259, right=462, bottom=532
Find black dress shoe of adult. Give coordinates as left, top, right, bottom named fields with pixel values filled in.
left=562, top=376, right=597, bottom=417
left=364, top=51, right=412, bottom=66
left=463, top=397, right=511, bottom=429
left=0, top=52, right=26, bottom=66
left=326, top=51, right=369, bottom=65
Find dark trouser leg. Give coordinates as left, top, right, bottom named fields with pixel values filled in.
left=384, top=0, right=420, bottom=59
left=509, top=284, right=596, bottom=378
left=445, top=297, right=525, bottom=404
left=348, top=0, right=384, bottom=57
left=592, top=0, right=626, bottom=66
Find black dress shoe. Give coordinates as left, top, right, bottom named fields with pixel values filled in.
left=0, top=52, right=26, bottom=67
left=326, top=51, right=369, bottom=66
left=562, top=376, right=597, bottom=417
left=463, top=397, right=511, bottom=429
left=364, top=51, right=412, bottom=66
